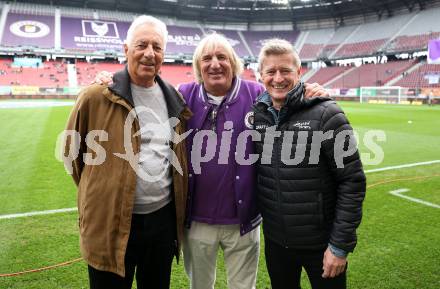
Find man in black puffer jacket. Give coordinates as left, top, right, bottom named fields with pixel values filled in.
left=253, top=39, right=366, bottom=289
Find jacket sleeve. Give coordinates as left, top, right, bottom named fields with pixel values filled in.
left=63, top=91, right=89, bottom=186
left=320, top=101, right=366, bottom=252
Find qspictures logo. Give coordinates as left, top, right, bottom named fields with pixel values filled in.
left=56, top=106, right=386, bottom=183
left=9, top=20, right=50, bottom=38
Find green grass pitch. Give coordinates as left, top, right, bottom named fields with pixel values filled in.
left=0, top=101, right=439, bottom=289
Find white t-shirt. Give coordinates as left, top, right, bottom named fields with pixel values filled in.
left=207, top=93, right=225, bottom=105
left=131, top=82, right=172, bottom=214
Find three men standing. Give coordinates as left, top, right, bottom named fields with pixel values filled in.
left=65, top=14, right=365, bottom=289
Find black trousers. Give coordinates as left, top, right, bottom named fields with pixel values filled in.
left=265, top=237, right=346, bottom=289
left=88, top=202, right=177, bottom=289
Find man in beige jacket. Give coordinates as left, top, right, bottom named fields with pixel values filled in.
left=63, top=15, right=191, bottom=289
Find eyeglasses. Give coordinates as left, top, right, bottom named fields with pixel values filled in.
left=210, top=108, right=218, bottom=131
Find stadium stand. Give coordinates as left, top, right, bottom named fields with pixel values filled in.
left=75, top=61, right=122, bottom=86
left=2, top=2, right=439, bottom=61
left=241, top=30, right=300, bottom=57
left=331, top=14, right=411, bottom=58
left=334, top=39, right=387, bottom=59
left=241, top=68, right=257, bottom=82
left=0, top=1, right=440, bottom=99
left=389, top=32, right=440, bottom=52
left=96, top=10, right=134, bottom=22
left=9, top=2, right=55, bottom=16
left=320, top=25, right=357, bottom=59
left=394, top=64, right=440, bottom=88
left=387, top=8, right=440, bottom=52
left=298, top=28, right=334, bottom=61
left=306, top=66, right=351, bottom=86
left=0, top=58, right=68, bottom=86
left=160, top=64, right=194, bottom=86
left=58, top=5, right=94, bottom=19
left=327, top=60, right=417, bottom=88
left=0, top=55, right=258, bottom=87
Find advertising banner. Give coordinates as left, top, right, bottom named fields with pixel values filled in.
left=1, top=13, right=54, bottom=48
left=63, top=87, right=82, bottom=95
left=11, top=86, right=40, bottom=95
left=39, top=87, right=65, bottom=94
left=421, top=88, right=440, bottom=97
left=166, top=25, right=203, bottom=55
left=61, top=17, right=130, bottom=52
left=339, top=88, right=359, bottom=96
left=0, top=86, right=12, bottom=95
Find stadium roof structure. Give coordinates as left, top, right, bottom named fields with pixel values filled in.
left=14, top=0, right=440, bottom=24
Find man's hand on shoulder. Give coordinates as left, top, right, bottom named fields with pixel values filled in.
left=322, top=247, right=347, bottom=278
left=93, top=71, right=114, bottom=85
left=304, top=82, right=329, bottom=98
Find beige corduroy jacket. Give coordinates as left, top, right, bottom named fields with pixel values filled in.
left=64, top=67, right=191, bottom=277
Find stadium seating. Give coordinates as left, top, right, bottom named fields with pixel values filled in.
left=298, top=28, right=334, bottom=60
left=320, top=44, right=339, bottom=59
left=160, top=64, right=194, bottom=86
left=75, top=61, right=123, bottom=86
left=394, top=64, right=440, bottom=88
left=9, top=2, right=55, bottom=16
left=241, top=30, right=300, bottom=57
left=0, top=58, right=260, bottom=88
left=389, top=32, right=440, bottom=52
left=320, top=25, right=357, bottom=59
left=306, top=66, right=350, bottom=86
left=58, top=6, right=94, bottom=18
left=299, top=43, right=324, bottom=60
left=0, top=59, right=68, bottom=87
left=328, top=60, right=417, bottom=88
left=76, top=62, right=196, bottom=87
left=334, top=39, right=387, bottom=59
left=97, top=10, right=134, bottom=22
left=1, top=1, right=440, bottom=97
left=387, top=7, right=440, bottom=52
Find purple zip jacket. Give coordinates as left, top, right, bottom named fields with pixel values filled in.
left=178, top=77, right=264, bottom=235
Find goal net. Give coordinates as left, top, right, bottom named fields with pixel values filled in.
left=359, top=86, right=419, bottom=104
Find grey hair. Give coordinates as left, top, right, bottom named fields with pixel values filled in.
left=258, top=38, right=301, bottom=72
left=125, top=15, right=168, bottom=49
left=192, top=32, right=243, bottom=84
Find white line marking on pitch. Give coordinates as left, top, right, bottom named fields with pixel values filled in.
left=365, top=160, right=440, bottom=174
left=0, top=101, right=74, bottom=109
left=389, top=188, right=440, bottom=209
left=0, top=207, right=77, bottom=220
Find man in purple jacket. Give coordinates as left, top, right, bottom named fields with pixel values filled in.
left=178, top=33, right=264, bottom=289
left=178, top=33, right=328, bottom=289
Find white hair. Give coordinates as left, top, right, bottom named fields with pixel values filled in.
left=125, top=15, right=168, bottom=49
left=192, top=32, right=243, bottom=83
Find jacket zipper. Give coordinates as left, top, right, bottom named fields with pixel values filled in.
left=275, top=107, right=289, bottom=247
left=260, top=106, right=288, bottom=247
left=274, top=123, right=289, bottom=247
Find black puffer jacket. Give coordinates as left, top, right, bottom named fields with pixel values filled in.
left=252, top=83, right=366, bottom=252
